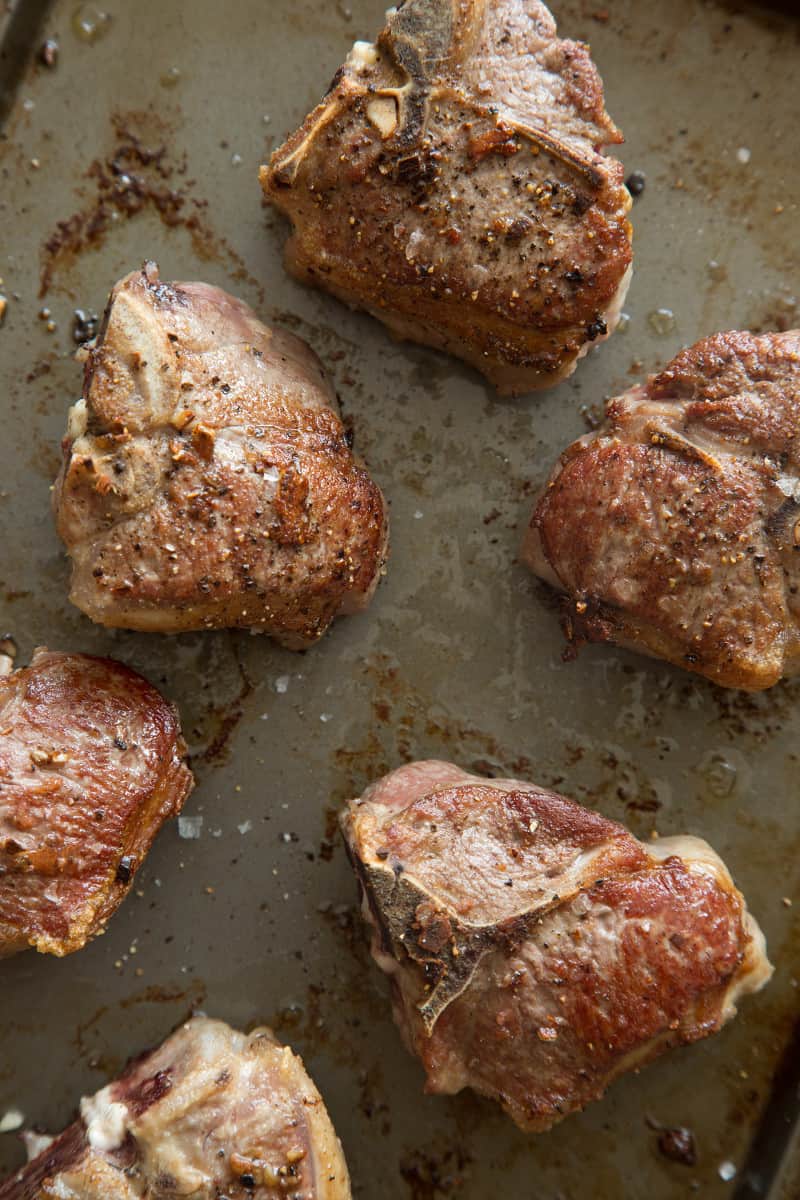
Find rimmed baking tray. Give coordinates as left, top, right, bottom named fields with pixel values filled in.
left=1, top=1, right=799, bottom=1196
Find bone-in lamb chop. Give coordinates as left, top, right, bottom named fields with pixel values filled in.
left=261, top=0, right=632, bottom=395
left=0, top=648, right=192, bottom=958
left=53, top=263, right=388, bottom=647
left=341, top=760, right=771, bottom=1132
left=523, top=330, right=800, bottom=690
left=0, top=1016, right=351, bottom=1200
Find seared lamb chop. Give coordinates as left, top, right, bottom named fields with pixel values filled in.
left=0, top=1016, right=351, bottom=1199
left=0, top=648, right=192, bottom=958
left=523, top=330, right=800, bottom=690
left=261, top=0, right=632, bottom=395
left=341, top=760, right=771, bottom=1132
left=53, top=263, right=388, bottom=646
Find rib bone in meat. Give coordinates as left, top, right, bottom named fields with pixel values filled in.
left=342, top=760, right=772, bottom=1131
left=53, top=263, right=388, bottom=647
left=523, top=330, right=800, bottom=689
left=262, top=0, right=633, bottom=395
left=0, top=1016, right=350, bottom=1199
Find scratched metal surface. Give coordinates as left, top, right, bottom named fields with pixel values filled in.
left=0, top=1, right=799, bottom=1197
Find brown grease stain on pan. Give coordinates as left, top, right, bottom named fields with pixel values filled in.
left=195, top=643, right=256, bottom=769
left=72, top=980, right=208, bottom=1075
left=332, top=654, right=668, bottom=831
left=38, top=110, right=264, bottom=304
left=399, top=1147, right=473, bottom=1200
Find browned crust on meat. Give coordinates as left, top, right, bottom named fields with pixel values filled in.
left=342, top=762, right=771, bottom=1132
left=524, top=330, right=800, bottom=689
left=417, top=859, right=750, bottom=1130
left=261, top=0, right=632, bottom=394
left=345, top=780, right=648, bottom=1032
left=52, top=264, right=389, bottom=647
left=0, top=649, right=193, bottom=958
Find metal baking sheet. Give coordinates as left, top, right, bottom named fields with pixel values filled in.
left=1, top=1, right=799, bottom=1196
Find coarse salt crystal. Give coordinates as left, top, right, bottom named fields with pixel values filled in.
left=178, top=815, right=203, bottom=840
left=0, top=1109, right=24, bottom=1133
left=719, top=1161, right=737, bottom=1182
left=274, top=675, right=290, bottom=694
left=405, top=229, right=425, bottom=262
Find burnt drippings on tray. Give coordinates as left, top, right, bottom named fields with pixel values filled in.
left=626, top=170, right=646, bottom=198
left=120, top=982, right=208, bottom=1011
left=657, top=1126, right=698, bottom=1167
left=399, top=1147, right=472, bottom=1200
left=72, top=307, right=99, bottom=343
left=645, top=1115, right=698, bottom=1166
left=749, top=293, right=798, bottom=334
left=185, top=640, right=255, bottom=770
left=267, top=942, right=389, bottom=1072
left=580, top=401, right=605, bottom=431
left=710, top=675, right=800, bottom=745
left=39, top=38, right=59, bottom=68
left=196, top=695, right=250, bottom=768
left=73, top=981, right=207, bottom=1071
left=39, top=113, right=190, bottom=297
left=318, top=804, right=340, bottom=862
left=316, top=898, right=373, bottom=966
left=195, top=686, right=254, bottom=768
left=332, top=653, right=683, bottom=835
left=716, top=0, right=800, bottom=23
left=356, top=1064, right=391, bottom=1135
left=332, top=654, right=536, bottom=801
left=271, top=984, right=332, bottom=1051
left=38, top=111, right=263, bottom=301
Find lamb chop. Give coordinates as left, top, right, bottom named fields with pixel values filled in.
left=0, top=648, right=192, bottom=958
left=261, top=0, right=632, bottom=395
left=523, top=330, right=800, bottom=690
left=341, top=760, right=771, bottom=1132
left=53, top=263, right=388, bottom=647
left=0, top=1016, right=351, bottom=1200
